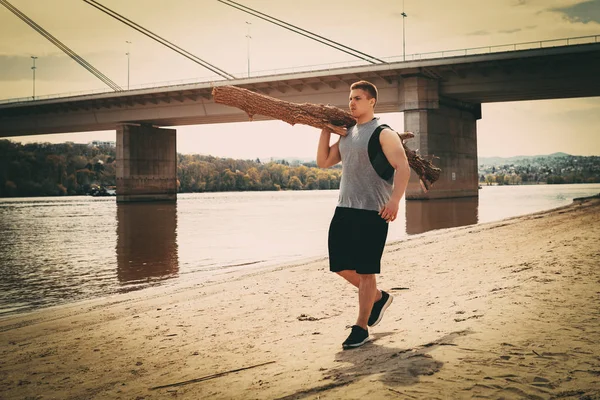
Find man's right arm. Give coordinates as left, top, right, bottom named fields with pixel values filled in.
left=316, top=128, right=342, bottom=168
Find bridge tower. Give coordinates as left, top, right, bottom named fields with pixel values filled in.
left=116, top=124, right=177, bottom=202
left=399, top=75, right=481, bottom=199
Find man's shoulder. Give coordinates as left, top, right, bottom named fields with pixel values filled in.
left=377, top=127, right=403, bottom=148
left=376, top=125, right=397, bottom=138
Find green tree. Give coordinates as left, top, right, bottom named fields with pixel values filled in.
left=304, top=174, right=318, bottom=190
left=235, top=170, right=250, bottom=191
left=287, top=175, right=303, bottom=190
left=495, top=174, right=505, bottom=185
left=247, top=167, right=261, bottom=189
left=66, top=174, right=78, bottom=195
left=260, top=170, right=273, bottom=190
left=221, top=169, right=236, bottom=190
left=4, top=180, right=17, bottom=197
left=317, top=171, right=331, bottom=189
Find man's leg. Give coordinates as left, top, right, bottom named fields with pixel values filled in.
left=337, top=269, right=382, bottom=302
left=336, top=270, right=360, bottom=288
left=356, top=273, right=379, bottom=329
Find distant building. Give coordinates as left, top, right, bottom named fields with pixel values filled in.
left=89, top=140, right=116, bottom=147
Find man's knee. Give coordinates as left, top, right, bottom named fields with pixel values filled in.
left=358, top=273, right=376, bottom=282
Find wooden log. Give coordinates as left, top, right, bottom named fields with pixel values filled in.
left=212, top=85, right=354, bottom=134
left=212, top=85, right=441, bottom=190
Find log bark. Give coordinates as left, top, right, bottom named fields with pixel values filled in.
left=212, top=85, right=355, bottom=133
left=212, top=85, right=441, bottom=190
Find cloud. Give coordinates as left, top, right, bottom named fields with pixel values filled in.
left=467, top=30, right=491, bottom=36
left=499, top=28, right=522, bottom=34
left=550, top=0, right=600, bottom=24
left=0, top=54, right=86, bottom=82
left=0, top=55, right=32, bottom=81
left=498, top=25, right=536, bottom=34
left=0, top=52, right=121, bottom=82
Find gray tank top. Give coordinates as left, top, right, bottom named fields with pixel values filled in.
left=338, top=118, right=393, bottom=211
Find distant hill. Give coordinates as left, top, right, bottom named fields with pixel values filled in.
left=265, top=156, right=315, bottom=165
left=478, top=152, right=600, bottom=185
left=278, top=153, right=578, bottom=167
left=479, top=152, right=572, bottom=165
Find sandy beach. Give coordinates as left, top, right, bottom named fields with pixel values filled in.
left=1, top=196, right=599, bottom=399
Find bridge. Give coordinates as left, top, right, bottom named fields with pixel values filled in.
left=2, top=40, right=600, bottom=201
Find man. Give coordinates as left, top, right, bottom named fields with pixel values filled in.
left=316, top=80, right=410, bottom=349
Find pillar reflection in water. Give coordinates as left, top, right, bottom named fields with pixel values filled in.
left=116, top=202, right=178, bottom=289
left=405, top=197, right=479, bottom=235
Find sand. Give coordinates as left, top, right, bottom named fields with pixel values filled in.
left=1, top=196, right=599, bottom=400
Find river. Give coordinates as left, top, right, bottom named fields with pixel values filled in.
left=1, top=183, right=598, bottom=316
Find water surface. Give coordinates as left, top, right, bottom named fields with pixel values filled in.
left=1, top=184, right=598, bottom=316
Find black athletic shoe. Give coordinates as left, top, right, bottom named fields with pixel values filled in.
left=342, top=325, right=370, bottom=350
left=368, top=291, right=393, bottom=327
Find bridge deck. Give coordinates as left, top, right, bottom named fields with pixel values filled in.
left=1, top=42, right=599, bottom=137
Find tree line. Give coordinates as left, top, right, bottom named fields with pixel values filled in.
left=0, top=140, right=341, bottom=197
left=177, top=154, right=341, bottom=192
left=0, top=140, right=116, bottom=197
left=479, top=155, right=600, bottom=185
left=4, top=140, right=597, bottom=197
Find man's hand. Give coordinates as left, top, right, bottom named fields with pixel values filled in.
left=324, top=124, right=348, bottom=137
left=379, top=199, right=400, bottom=223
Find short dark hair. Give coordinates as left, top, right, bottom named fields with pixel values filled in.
left=350, top=80, right=378, bottom=104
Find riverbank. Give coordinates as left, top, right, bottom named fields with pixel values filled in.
left=1, top=196, right=599, bottom=399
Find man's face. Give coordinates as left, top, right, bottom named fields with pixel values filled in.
left=349, top=89, right=374, bottom=118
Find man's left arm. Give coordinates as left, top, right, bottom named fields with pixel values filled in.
left=378, top=128, right=411, bottom=222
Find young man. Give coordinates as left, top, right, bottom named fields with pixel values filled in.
left=316, top=80, right=410, bottom=349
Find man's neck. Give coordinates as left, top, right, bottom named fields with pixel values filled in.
left=356, top=112, right=375, bottom=125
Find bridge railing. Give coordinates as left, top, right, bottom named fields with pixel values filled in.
left=380, top=34, right=599, bottom=63
left=1, top=34, right=598, bottom=105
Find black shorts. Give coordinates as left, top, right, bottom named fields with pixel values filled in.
left=328, top=206, right=389, bottom=275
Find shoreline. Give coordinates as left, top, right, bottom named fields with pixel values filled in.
left=1, top=196, right=599, bottom=399
left=0, top=181, right=597, bottom=201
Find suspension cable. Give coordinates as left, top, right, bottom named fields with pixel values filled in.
left=217, top=0, right=386, bottom=65
left=0, top=0, right=123, bottom=91
left=83, top=0, right=236, bottom=80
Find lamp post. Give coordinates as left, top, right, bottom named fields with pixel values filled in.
left=245, top=21, right=251, bottom=77
left=31, top=56, right=38, bottom=100
left=401, top=10, right=407, bottom=61
left=125, top=40, right=131, bottom=90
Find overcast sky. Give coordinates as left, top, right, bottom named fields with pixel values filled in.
left=1, top=0, right=599, bottom=159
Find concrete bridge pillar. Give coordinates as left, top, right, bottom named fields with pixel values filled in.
left=400, top=75, right=481, bottom=199
left=116, top=124, right=177, bottom=202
